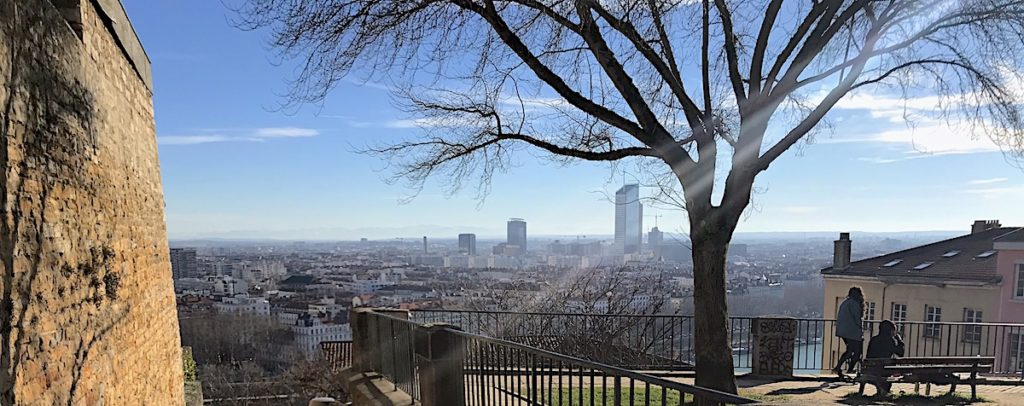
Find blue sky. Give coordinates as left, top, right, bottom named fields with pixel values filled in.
left=123, top=1, right=1024, bottom=240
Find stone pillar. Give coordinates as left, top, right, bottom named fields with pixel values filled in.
left=350, top=308, right=373, bottom=372
left=350, top=307, right=410, bottom=373
left=416, top=323, right=465, bottom=406
left=751, top=317, right=799, bottom=377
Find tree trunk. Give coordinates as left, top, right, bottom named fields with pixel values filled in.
left=691, top=225, right=738, bottom=400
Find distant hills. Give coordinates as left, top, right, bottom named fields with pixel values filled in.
left=169, top=226, right=962, bottom=244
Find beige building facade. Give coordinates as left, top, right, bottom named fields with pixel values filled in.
left=820, top=223, right=1015, bottom=372
left=821, top=275, right=1000, bottom=370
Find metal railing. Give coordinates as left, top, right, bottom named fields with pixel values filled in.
left=456, top=327, right=757, bottom=405
left=357, top=309, right=758, bottom=405
left=362, top=312, right=421, bottom=400
left=413, top=310, right=1024, bottom=377
left=318, top=340, right=353, bottom=370
left=845, top=320, right=1024, bottom=377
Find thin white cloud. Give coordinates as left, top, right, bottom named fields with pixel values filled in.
left=160, top=127, right=319, bottom=146
left=968, top=177, right=1009, bottom=185
left=834, top=93, right=945, bottom=123
left=255, top=127, right=319, bottom=138
left=827, top=93, right=1002, bottom=158
left=384, top=119, right=427, bottom=129
left=962, top=185, right=1024, bottom=199
left=498, top=95, right=571, bottom=111
left=158, top=135, right=234, bottom=145
left=869, top=121, right=1000, bottom=154
left=856, top=148, right=985, bottom=164
left=856, top=155, right=932, bottom=164
left=824, top=88, right=1005, bottom=159
left=383, top=117, right=476, bottom=129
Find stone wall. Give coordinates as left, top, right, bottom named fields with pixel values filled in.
left=0, top=0, right=184, bottom=404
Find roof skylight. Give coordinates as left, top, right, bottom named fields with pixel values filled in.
left=976, top=250, right=997, bottom=258
left=913, top=262, right=934, bottom=270
left=882, top=259, right=903, bottom=267
left=942, top=250, right=960, bottom=258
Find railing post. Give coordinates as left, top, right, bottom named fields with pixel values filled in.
left=350, top=307, right=375, bottom=373
left=352, top=308, right=411, bottom=373
left=416, top=323, right=466, bottom=406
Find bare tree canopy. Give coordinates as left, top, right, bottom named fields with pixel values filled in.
left=235, top=0, right=1024, bottom=395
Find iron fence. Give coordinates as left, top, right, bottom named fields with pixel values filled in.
left=358, top=309, right=758, bottom=405
left=364, top=313, right=420, bottom=400
left=842, top=320, right=1024, bottom=377
left=413, top=310, right=1024, bottom=377
left=318, top=340, right=353, bottom=370
left=456, top=327, right=757, bottom=405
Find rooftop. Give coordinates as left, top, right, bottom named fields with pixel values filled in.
left=994, top=227, right=1024, bottom=242
left=820, top=227, right=1022, bottom=285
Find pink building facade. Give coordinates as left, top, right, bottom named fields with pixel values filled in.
left=995, top=229, right=1024, bottom=373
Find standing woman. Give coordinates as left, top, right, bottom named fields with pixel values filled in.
left=832, top=286, right=865, bottom=377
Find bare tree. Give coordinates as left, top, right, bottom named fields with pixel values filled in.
left=179, top=312, right=297, bottom=371
left=235, top=0, right=1024, bottom=393
left=426, top=267, right=686, bottom=369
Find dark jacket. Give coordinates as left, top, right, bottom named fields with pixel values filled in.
left=866, top=334, right=905, bottom=359
left=836, top=297, right=864, bottom=340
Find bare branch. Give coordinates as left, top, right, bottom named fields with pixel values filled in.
left=588, top=2, right=705, bottom=128
left=749, top=0, right=783, bottom=95
left=712, top=0, right=747, bottom=105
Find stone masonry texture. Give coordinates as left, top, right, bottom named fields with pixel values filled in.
left=0, top=0, right=185, bottom=404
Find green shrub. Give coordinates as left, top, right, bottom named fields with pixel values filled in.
left=182, top=347, right=198, bottom=382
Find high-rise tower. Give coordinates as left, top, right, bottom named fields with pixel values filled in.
left=458, top=233, right=477, bottom=255
left=507, top=218, right=527, bottom=253
left=614, top=184, right=643, bottom=254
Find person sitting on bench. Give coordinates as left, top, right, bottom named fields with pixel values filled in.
left=865, top=320, right=905, bottom=394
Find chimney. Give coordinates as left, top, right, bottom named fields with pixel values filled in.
left=833, top=233, right=851, bottom=270
left=971, top=220, right=1001, bottom=234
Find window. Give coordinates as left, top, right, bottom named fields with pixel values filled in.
left=942, top=250, right=960, bottom=258
left=891, top=303, right=907, bottom=334
left=882, top=259, right=902, bottom=267
left=1016, top=264, right=1024, bottom=299
left=924, top=305, right=942, bottom=338
left=863, top=301, right=876, bottom=331
left=976, top=250, right=997, bottom=258
left=963, top=308, right=983, bottom=343
left=913, top=262, right=934, bottom=270
left=1010, top=332, right=1024, bottom=372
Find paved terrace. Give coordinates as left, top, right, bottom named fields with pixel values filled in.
left=684, top=375, right=1024, bottom=405
left=355, top=372, right=1024, bottom=405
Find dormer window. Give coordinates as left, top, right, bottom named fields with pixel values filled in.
left=976, top=250, right=997, bottom=259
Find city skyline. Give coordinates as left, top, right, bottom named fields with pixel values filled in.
left=124, top=1, right=1024, bottom=240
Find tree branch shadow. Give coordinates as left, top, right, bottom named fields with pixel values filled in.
left=0, top=2, right=128, bottom=404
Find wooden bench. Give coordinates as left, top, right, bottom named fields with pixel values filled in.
left=855, top=356, right=994, bottom=400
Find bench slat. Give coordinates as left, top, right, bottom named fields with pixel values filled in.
left=880, top=367, right=991, bottom=373
left=892, top=357, right=995, bottom=364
